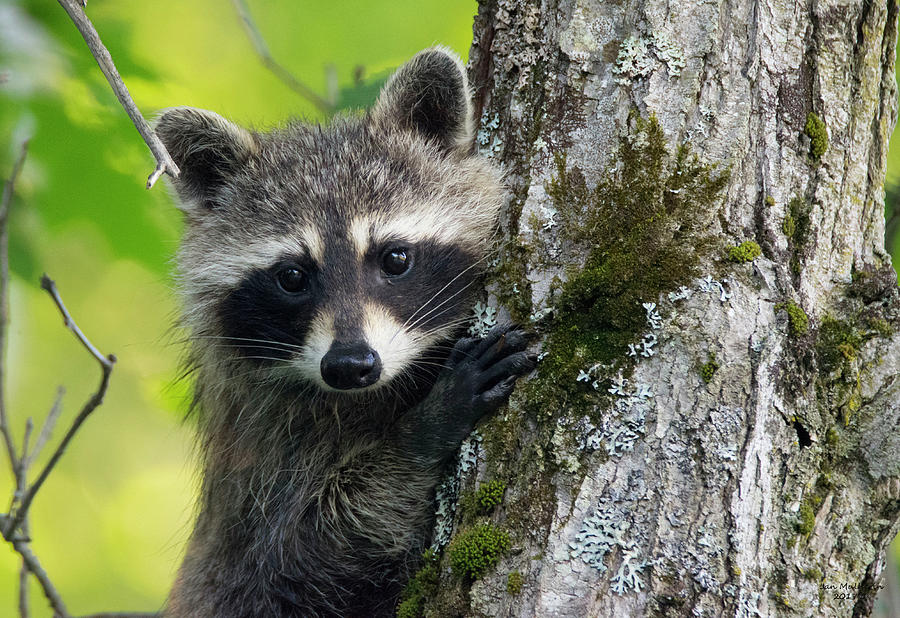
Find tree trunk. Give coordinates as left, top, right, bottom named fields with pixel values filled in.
left=419, top=0, right=900, bottom=616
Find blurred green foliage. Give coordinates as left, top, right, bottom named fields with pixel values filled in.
left=0, top=0, right=476, bottom=614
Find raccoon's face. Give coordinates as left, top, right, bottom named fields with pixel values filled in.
left=210, top=192, right=491, bottom=393
left=157, top=48, right=503, bottom=394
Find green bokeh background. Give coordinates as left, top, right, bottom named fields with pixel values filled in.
left=0, top=1, right=898, bottom=615
left=0, top=1, right=476, bottom=613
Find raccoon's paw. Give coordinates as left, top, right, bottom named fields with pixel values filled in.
left=395, top=326, right=535, bottom=462
left=445, top=324, right=536, bottom=421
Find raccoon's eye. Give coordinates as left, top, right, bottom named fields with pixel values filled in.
left=381, top=248, right=411, bottom=277
left=275, top=267, right=308, bottom=295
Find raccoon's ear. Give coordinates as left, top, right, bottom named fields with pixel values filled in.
left=371, top=47, right=473, bottom=156
left=154, top=107, right=257, bottom=211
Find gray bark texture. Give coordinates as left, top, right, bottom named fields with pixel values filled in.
left=415, top=0, right=900, bottom=616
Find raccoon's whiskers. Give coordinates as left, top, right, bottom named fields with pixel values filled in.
left=399, top=278, right=475, bottom=337
left=405, top=316, right=472, bottom=348
left=391, top=255, right=488, bottom=341
left=408, top=360, right=448, bottom=371
left=397, top=297, right=472, bottom=348
left=189, top=334, right=307, bottom=351
left=209, top=344, right=300, bottom=358
left=237, top=355, right=298, bottom=365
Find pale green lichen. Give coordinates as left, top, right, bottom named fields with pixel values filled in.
left=614, top=32, right=685, bottom=83
left=468, top=301, right=498, bottom=338
left=570, top=502, right=652, bottom=594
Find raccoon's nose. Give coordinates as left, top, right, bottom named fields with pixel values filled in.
left=320, top=342, right=382, bottom=390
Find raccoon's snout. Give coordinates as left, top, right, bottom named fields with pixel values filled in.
left=320, top=342, right=383, bottom=390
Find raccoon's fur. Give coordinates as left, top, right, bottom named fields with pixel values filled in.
left=156, top=48, right=535, bottom=617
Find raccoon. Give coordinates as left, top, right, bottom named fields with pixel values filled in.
left=155, top=48, right=535, bottom=617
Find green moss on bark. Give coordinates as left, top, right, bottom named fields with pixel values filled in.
left=817, top=315, right=864, bottom=373
left=784, top=196, right=812, bottom=275
left=776, top=300, right=809, bottom=336
left=522, top=114, right=729, bottom=417
left=700, top=356, right=719, bottom=383
left=804, top=112, right=828, bottom=162
left=396, top=550, right=440, bottom=618
left=448, top=524, right=511, bottom=580
left=475, top=479, right=506, bottom=513
left=796, top=499, right=817, bottom=536
left=506, top=570, right=524, bottom=594
left=726, top=241, right=762, bottom=263
left=491, top=238, right=534, bottom=324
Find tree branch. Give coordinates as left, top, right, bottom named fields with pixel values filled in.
left=56, top=0, right=179, bottom=188
left=0, top=139, right=29, bottom=477
left=16, top=419, right=32, bottom=618
left=10, top=537, right=68, bottom=618
left=3, top=276, right=115, bottom=539
left=230, top=0, right=335, bottom=115
left=38, top=276, right=115, bottom=372
left=25, top=387, right=65, bottom=471
left=19, top=557, right=29, bottom=618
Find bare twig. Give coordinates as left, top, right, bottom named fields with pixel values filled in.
left=16, top=419, right=32, bottom=618
left=3, top=277, right=116, bottom=539
left=38, top=276, right=114, bottom=371
left=16, top=418, right=32, bottom=503
left=26, top=387, right=65, bottom=470
left=56, top=0, right=179, bottom=188
left=230, top=0, right=335, bottom=115
left=0, top=139, right=104, bottom=618
left=10, top=537, right=68, bottom=617
left=0, top=141, right=28, bottom=226
left=19, top=556, right=29, bottom=617
left=0, top=139, right=29, bottom=475
left=13, top=389, right=63, bottom=617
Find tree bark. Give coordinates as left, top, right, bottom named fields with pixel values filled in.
left=422, top=0, right=900, bottom=616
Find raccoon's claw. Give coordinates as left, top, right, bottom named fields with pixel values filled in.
left=475, top=328, right=530, bottom=369
left=480, top=375, right=521, bottom=409
left=447, top=324, right=535, bottom=418
left=446, top=324, right=527, bottom=369
left=477, top=350, right=535, bottom=392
